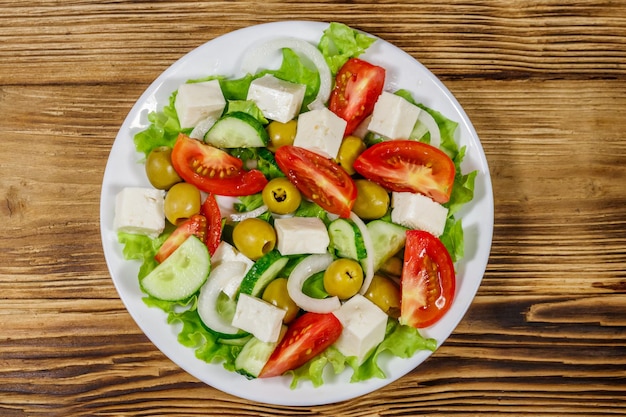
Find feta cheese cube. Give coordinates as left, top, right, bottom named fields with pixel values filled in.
left=367, top=91, right=422, bottom=140
left=113, top=187, right=165, bottom=238
left=391, top=192, right=448, bottom=236
left=231, top=294, right=286, bottom=343
left=274, top=217, right=330, bottom=256
left=246, top=74, right=306, bottom=123
left=332, top=294, right=388, bottom=364
left=211, top=241, right=254, bottom=271
left=174, top=80, right=226, bottom=129
left=293, top=107, right=347, bottom=159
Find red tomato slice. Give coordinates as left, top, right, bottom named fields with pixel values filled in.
left=352, top=140, right=455, bottom=204
left=400, top=230, right=456, bottom=328
left=329, top=58, right=385, bottom=136
left=154, top=214, right=207, bottom=264
left=200, top=193, right=222, bottom=256
left=259, top=312, right=342, bottom=378
left=171, top=134, right=268, bottom=196
left=274, top=146, right=357, bottom=218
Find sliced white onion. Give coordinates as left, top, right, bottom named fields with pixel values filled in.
left=350, top=211, right=375, bottom=295
left=240, top=37, right=332, bottom=110
left=418, top=109, right=441, bottom=149
left=214, top=195, right=240, bottom=218
left=189, top=115, right=218, bottom=140
left=197, top=262, right=248, bottom=335
left=287, top=253, right=340, bottom=313
left=325, top=211, right=340, bottom=222
left=220, top=261, right=250, bottom=299
left=228, top=204, right=268, bottom=222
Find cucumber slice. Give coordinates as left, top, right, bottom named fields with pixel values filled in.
left=235, top=326, right=286, bottom=378
left=204, top=111, right=269, bottom=148
left=197, top=261, right=249, bottom=338
left=141, top=235, right=210, bottom=301
left=365, top=220, right=408, bottom=273
left=328, top=218, right=367, bottom=261
left=238, top=250, right=289, bottom=297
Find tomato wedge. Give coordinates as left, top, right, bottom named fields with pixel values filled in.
left=400, top=230, right=455, bottom=328
left=353, top=140, right=455, bottom=204
left=329, top=58, right=385, bottom=136
left=200, top=193, right=222, bottom=256
left=259, top=312, right=342, bottom=378
left=171, top=134, right=268, bottom=196
left=275, top=146, right=357, bottom=218
left=154, top=214, right=207, bottom=264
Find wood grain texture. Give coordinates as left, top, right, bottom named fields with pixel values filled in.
left=1, top=0, right=625, bottom=415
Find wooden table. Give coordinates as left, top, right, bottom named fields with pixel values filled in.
left=2, top=1, right=625, bottom=415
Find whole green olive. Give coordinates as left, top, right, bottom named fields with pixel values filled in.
left=262, top=177, right=302, bottom=214
left=352, top=179, right=390, bottom=220
left=323, top=258, right=364, bottom=299
left=262, top=278, right=299, bottom=323
left=145, top=146, right=182, bottom=190
left=266, top=120, right=297, bottom=152
left=232, top=218, right=276, bottom=261
left=164, top=182, right=201, bottom=225
left=363, top=274, right=401, bottom=318
left=336, top=135, right=366, bottom=175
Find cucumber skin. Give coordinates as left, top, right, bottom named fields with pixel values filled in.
left=204, top=111, right=269, bottom=148
left=328, top=218, right=367, bottom=261
left=238, top=250, right=289, bottom=297
left=235, top=336, right=278, bottom=379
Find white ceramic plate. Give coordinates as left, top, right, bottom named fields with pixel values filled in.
left=100, top=21, right=493, bottom=406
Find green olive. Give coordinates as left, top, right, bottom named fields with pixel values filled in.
left=262, top=177, right=302, bottom=214
left=336, top=135, right=366, bottom=175
left=145, top=146, right=182, bottom=190
left=262, top=278, right=299, bottom=323
left=352, top=179, right=390, bottom=220
left=164, top=182, right=201, bottom=225
left=364, top=274, right=401, bottom=318
left=232, top=218, right=276, bottom=261
left=323, top=258, right=364, bottom=299
left=266, top=120, right=297, bottom=152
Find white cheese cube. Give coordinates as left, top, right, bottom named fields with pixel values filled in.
left=211, top=241, right=254, bottom=271
left=113, top=187, right=165, bottom=238
left=293, top=107, right=347, bottom=159
left=246, top=74, right=306, bottom=123
left=367, top=91, right=422, bottom=140
left=332, top=294, right=388, bottom=364
left=391, top=192, right=448, bottom=236
left=231, top=294, right=286, bottom=343
left=210, top=242, right=254, bottom=298
left=174, top=80, right=226, bottom=129
left=274, top=217, right=330, bottom=256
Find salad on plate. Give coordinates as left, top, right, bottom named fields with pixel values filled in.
left=109, top=22, right=479, bottom=393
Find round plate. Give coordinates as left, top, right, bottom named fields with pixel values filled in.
left=100, top=21, right=493, bottom=406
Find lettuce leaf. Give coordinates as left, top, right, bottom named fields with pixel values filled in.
left=349, top=321, right=437, bottom=383
left=263, top=48, right=320, bottom=111
left=117, top=231, right=170, bottom=279
left=226, top=100, right=268, bottom=124
left=168, top=308, right=240, bottom=372
left=318, top=22, right=377, bottom=75
left=133, top=92, right=184, bottom=157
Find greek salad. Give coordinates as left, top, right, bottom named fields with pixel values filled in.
left=114, top=22, right=477, bottom=388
